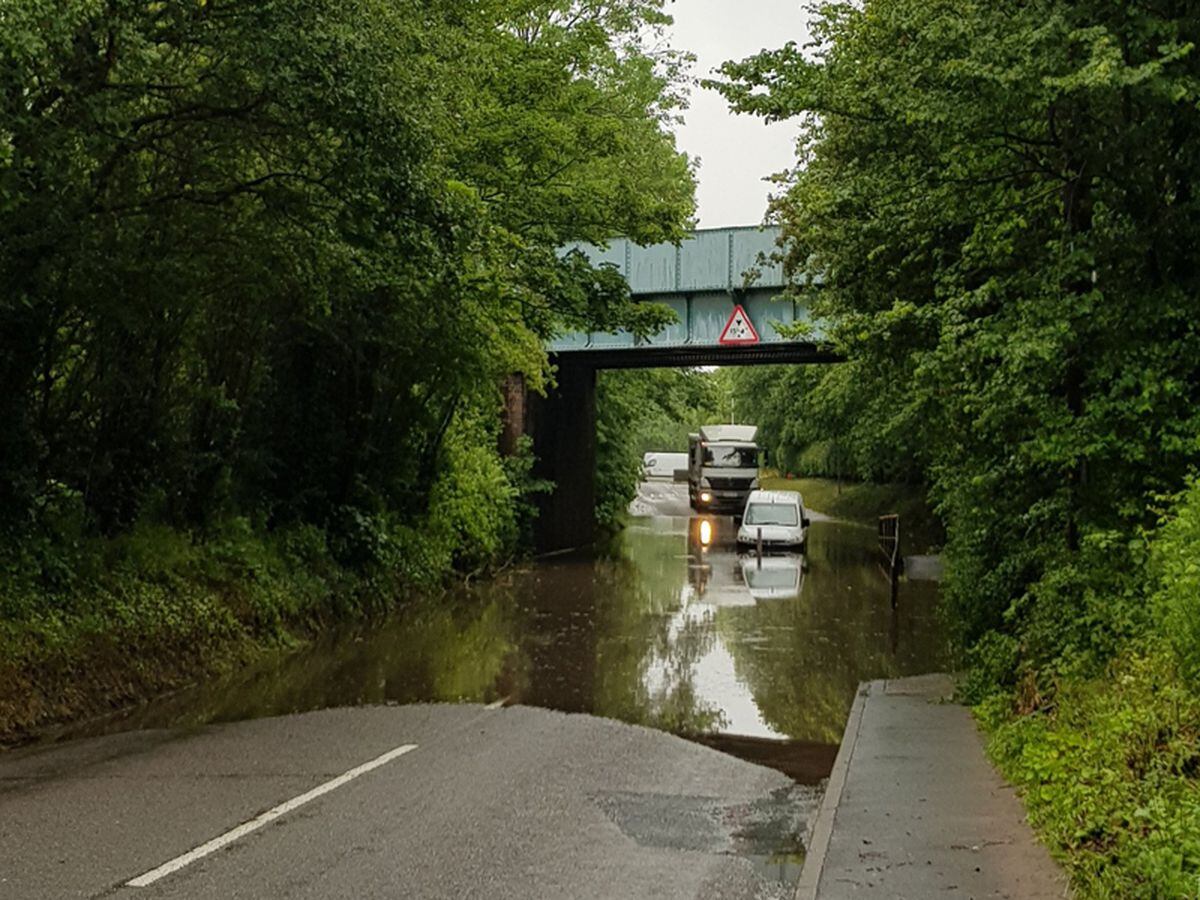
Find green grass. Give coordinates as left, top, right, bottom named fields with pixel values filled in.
left=760, top=474, right=943, bottom=553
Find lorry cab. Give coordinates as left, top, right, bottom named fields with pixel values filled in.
left=688, top=424, right=761, bottom=514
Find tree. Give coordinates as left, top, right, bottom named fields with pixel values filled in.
left=0, top=0, right=696, bottom=561
left=713, top=1, right=1200, bottom=668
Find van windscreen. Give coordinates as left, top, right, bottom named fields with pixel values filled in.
left=743, top=503, right=798, bottom=526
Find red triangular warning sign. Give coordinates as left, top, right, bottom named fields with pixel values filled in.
left=718, top=304, right=760, bottom=345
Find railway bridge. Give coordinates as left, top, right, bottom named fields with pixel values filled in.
left=508, top=225, right=836, bottom=551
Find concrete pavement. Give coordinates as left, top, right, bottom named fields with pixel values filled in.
left=797, top=675, right=1070, bottom=899
left=0, top=704, right=818, bottom=899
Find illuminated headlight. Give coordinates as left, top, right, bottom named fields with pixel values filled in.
left=699, top=519, right=713, bottom=546
left=700, top=491, right=712, bottom=503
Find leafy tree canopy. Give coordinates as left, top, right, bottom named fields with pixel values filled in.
left=712, top=0, right=1200, bottom=666
left=0, top=0, right=696, bottom=555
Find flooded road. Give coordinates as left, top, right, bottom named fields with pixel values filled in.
left=53, top=482, right=949, bottom=779
left=5, top=482, right=953, bottom=898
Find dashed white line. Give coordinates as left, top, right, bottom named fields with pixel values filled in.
left=126, top=743, right=418, bottom=888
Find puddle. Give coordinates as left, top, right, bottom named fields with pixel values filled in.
left=594, top=784, right=815, bottom=893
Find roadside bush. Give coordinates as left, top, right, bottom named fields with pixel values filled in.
left=976, top=484, right=1200, bottom=898
left=427, top=409, right=521, bottom=572
left=501, top=435, right=553, bottom=549
left=960, top=631, right=1020, bottom=705
left=982, top=650, right=1200, bottom=898
left=1151, top=478, right=1200, bottom=690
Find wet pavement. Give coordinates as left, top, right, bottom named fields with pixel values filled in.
left=47, top=483, right=949, bottom=776
left=800, top=676, right=1069, bottom=899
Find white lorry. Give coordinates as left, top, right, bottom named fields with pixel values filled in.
left=687, top=424, right=761, bottom=515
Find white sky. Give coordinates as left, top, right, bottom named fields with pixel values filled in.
left=665, top=0, right=815, bottom=228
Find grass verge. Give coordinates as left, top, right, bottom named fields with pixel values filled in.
left=760, top=474, right=943, bottom=553
left=0, top=520, right=424, bottom=745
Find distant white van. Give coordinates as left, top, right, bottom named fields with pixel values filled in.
left=736, top=490, right=810, bottom=550
left=642, top=451, right=689, bottom=482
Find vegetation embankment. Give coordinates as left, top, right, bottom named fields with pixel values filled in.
left=0, top=1, right=695, bottom=742
left=715, top=2, right=1200, bottom=895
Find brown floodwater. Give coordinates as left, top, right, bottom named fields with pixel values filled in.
left=46, top=488, right=951, bottom=782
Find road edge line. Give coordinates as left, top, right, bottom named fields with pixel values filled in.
left=794, top=680, right=876, bottom=900
left=126, top=743, right=418, bottom=888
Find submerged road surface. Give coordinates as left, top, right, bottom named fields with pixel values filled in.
left=1, top=704, right=813, bottom=899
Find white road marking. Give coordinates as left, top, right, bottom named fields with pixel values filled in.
left=126, top=743, right=418, bottom=888
left=484, top=697, right=508, bottom=710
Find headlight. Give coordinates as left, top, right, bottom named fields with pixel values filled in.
left=699, top=491, right=712, bottom=503
left=699, top=519, right=713, bottom=546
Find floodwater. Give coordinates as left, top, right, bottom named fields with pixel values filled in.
left=51, top=483, right=950, bottom=779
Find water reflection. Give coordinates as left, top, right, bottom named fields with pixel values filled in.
left=50, top=501, right=949, bottom=758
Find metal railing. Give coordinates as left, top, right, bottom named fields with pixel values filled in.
left=878, top=514, right=902, bottom=608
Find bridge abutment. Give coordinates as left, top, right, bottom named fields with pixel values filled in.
left=505, top=365, right=597, bottom=553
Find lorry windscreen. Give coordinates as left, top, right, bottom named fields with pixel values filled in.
left=703, top=446, right=758, bottom=468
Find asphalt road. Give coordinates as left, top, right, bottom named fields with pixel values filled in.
left=1, top=704, right=812, bottom=899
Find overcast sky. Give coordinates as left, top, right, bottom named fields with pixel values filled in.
left=665, top=0, right=814, bottom=228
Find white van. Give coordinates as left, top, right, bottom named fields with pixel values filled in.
left=736, top=490, right=809, bottom=550
left=642, top=451, right=689, bottom=482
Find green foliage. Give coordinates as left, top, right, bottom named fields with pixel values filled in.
left=594, top=368, right=720, bottom=527
left=960, top=631, right=1021, bottom=706
left=713, top=0, right=1200, bottom=667
left=501, top=435, right=555, bottom=551
left=731, top=362, right=928, bottom=483
left=427, top=406, right=524, bottom=573
left=0, top=0, right=696, bottom=737
left=982, top=650, right=1200, bottom=898
left=715, top=6, right=1200, bottom=892
left=1152, top=480, right=1200, bottom=691
left=0, top=0, right=694, bottom=537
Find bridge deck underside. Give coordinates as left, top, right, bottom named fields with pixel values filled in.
left=552, top=342, right=840, bottom=370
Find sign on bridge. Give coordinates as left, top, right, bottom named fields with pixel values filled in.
left=718, top=305, right=760, bottom=346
